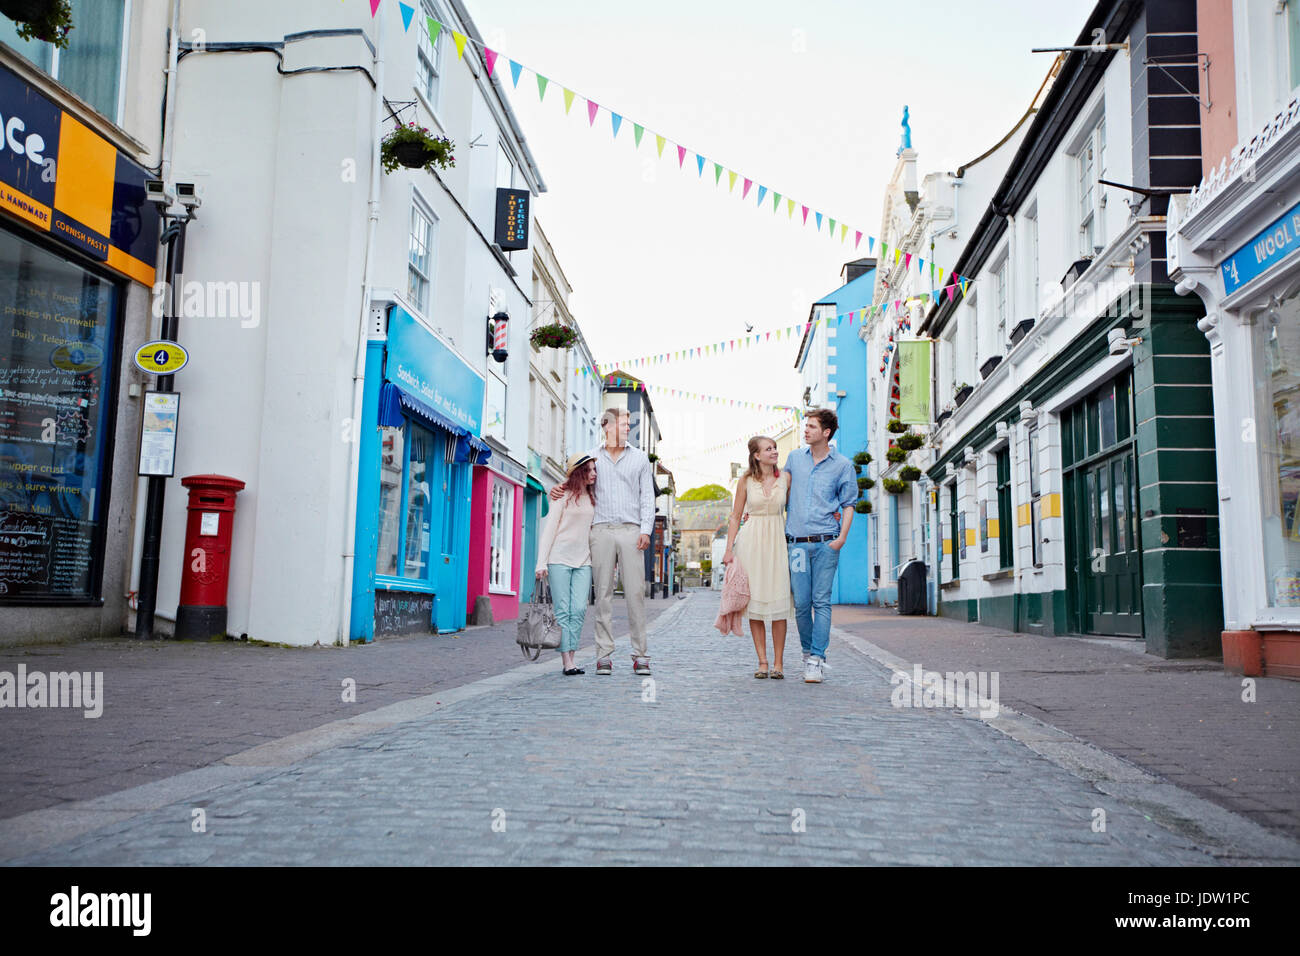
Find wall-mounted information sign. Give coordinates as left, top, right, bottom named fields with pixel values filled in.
left=138, top=392, right=179, bottom=477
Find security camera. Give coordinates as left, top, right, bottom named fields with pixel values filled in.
left=145, top=180, right=175, bottom=206
left=1108, top=327, right=1143, bottom=356
left=175, top=182, right=202, bottom=210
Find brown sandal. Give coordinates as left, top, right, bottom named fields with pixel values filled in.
left=754, top=664, right=769, bottom=678
left=770, top=669, right=784, bottom=679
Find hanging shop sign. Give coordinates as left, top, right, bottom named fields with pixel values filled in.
left=898, top=338, right=932, bottom=424
left=1220, top=197, right=1300, bottom=296
left=494, top=187, right=530, bottom=251
left=133, top=340, right=189, bottom=375
left=0, top=62, right=159, bottom=286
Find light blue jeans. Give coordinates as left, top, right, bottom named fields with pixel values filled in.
left=547, top=564, right=591, bottom=653
left=788, top=541, right=839, bottom=660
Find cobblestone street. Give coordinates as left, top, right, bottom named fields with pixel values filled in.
left=7, top=591, right=1294, bottom=866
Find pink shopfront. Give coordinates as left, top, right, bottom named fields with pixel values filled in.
left=467, top=453, right=526, bottom=623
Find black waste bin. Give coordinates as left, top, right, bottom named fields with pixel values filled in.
left=897, top=560, right=927, bottom=615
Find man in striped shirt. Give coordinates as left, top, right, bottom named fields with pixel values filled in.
left=549, top=407, right=655, bottom=675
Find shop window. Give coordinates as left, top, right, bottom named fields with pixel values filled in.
left=416, top=0, right=444, bottom=107
left=408, top=195, right=436, bottom=317
left=0, top=228, right=121, bottom=602
left=996, top=447, right=1013, bottom=569
left=1289, top=0, right=1300, bottom=91
left=949, top=481, right=959, bottom=579
left=1257, top=291, right=1300, bottom=607
left=0, top=0, right=128, bottom=123
left=490, top=480, right=513, bottom=592
left=374, top=424, right=435, bottom=582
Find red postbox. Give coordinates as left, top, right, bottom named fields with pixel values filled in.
left=175, top=474, right=245, bottom=640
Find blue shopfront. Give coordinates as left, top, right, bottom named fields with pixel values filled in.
left=351, top=305, right=489, bottom=641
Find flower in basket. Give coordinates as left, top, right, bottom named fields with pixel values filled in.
left=529, top=322, right=579, bottom=350
left=886, top=419, right=907, bottom=433
left=885, top=444, right=908, bottom=464
left=896, top=433, right=924, bottom=452
left=380, top=122, right=456, bottom=174
left=898, top=466, right=922, bottom=482
left=882, top=477, right=909, bottom=494
left=7, top=0, right=74, bottom=48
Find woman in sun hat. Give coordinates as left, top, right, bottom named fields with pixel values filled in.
left=536, top=452, right=598, bottom=675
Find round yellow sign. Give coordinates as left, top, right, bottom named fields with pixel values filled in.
left=133, top=341, right=189, bottom=375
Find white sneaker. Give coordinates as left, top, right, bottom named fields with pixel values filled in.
left=802, top=651, right=811, bottom=665
left=804, top=658, right=823, bottom=683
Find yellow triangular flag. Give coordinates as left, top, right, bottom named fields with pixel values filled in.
left=894, top=248, right=901, bottom=264
left=453, top=31, right=467, bottom=59
left=728, top=170, right=737, bottom=192
left=563, top=87, right=576, bottom=114
left=655, top=134, right=666, bottom=157
left=841, top=224, right=848, bottom=242
left=787, top=198, right=795, bottom=218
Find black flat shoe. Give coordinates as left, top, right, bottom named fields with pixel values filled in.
left=563, top=667, right=585, bottom=676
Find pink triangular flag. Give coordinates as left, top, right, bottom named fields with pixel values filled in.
left=904, top=252, right=912, bottom=270
left=855, top=231, right=862, bottom=249
left=742, top=178, right=752, bottom=199
left=484, top=48, right=499, bottom=77
left=801, top=205, right=809, bottom=225
left=946, top=284, right=957, bottom=303
left=587, top=99, right=599, bottom=126
left=369, top=0, right=381, bottom=15
left=677, top=145, right=687, bottom=168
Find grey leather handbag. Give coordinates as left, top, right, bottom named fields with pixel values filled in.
left=516, top=581, right=561, bottom=660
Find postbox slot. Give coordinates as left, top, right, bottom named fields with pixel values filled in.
left=198, top=496, right=224, bottom=504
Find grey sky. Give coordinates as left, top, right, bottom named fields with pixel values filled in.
left=469, top=0, right=1096, bottom=488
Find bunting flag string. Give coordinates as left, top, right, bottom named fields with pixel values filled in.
left=586, top=287, right=963, bottom=373
left=662, top=414, right=804, bottom=462
left=353, top=1, right=973, bottom=287
left=591, top=373, right=800, bottom=415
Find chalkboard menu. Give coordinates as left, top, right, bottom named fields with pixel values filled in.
left=493, top=188, right=530, bottom=251
left=374, top=589, right=435, bottom=636
left=0, top=229, right=119, bottom=602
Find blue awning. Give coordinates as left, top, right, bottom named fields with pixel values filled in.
left=378, top=380, right=467, bottom=436
left=455, top=432, right=491, bottom=466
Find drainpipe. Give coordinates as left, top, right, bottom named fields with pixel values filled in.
left=338, top=7, right=385, bottom=646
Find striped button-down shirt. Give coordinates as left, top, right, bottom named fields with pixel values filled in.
left=591, top=444, right=656, bottom=535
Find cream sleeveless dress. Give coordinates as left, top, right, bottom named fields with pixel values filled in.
left=734, top=473, right=794, bottom=623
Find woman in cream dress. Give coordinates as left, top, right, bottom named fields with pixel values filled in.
left=721, top=436, right=794, bottom=678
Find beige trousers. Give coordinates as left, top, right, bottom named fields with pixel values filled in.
left=590, top=522, right=649, bottom=661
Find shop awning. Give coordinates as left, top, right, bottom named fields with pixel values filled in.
left=454, top=433, right=492, bottom=466
left=378, top=380, right=466, bottom=436
left=526, top=474, right=548, bottom=516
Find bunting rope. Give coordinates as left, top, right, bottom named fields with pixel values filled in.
left=364, top=0, right=972, bottom=287
left=595, top=373, right=801, bottom=415
left=585, top=290, right=955, bottom=373
left=661, top=414, right=802, bottom=462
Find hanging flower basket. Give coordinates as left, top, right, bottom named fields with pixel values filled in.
left=882, top=478, right=909, bottom=495
left=529, top=322, right=578, bottom=350
left=857, top=476, right=875, bottom=491
left=896, top=433, right=924, bottom=452
left=899, top=466, right=922, bottom=482
left=855, top=500, right=873, bottom=514
left=886, top=445, right=908, bottom=464
left=2, top=0, right=74, bottom=48
left=852, top=451, right=872, bottom=466
left=886, top=419, right=907, bottom=433
left=380, top=123, right=456, bottom=174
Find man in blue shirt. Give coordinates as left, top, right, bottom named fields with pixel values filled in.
left=783, top=408, right=857, bottom=683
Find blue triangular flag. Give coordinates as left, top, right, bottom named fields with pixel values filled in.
left=509, top=59, right=523, bottom=87
left=757, top=185, right=767, bottom=205
left=696, top=154, right=705, bottom=176
left=611, top=113, right=622, bottom=137
left=398, top=2, right=415, bottom=31
left=815, top=212, right=823, bottom=231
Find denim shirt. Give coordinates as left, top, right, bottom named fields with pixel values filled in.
left=783, top=446, right=858, bottom=538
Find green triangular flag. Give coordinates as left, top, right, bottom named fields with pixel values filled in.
left=536, top=74, right=549, bottom=100
left=633, top=124, right=644, bottom=147
left=773, top=192, right=781, bottom=212
left=828, top=218, right=836, bottom=235
left=714, top=163, right=723, bottom=184
left=427, top=17, right=441, bottom=47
